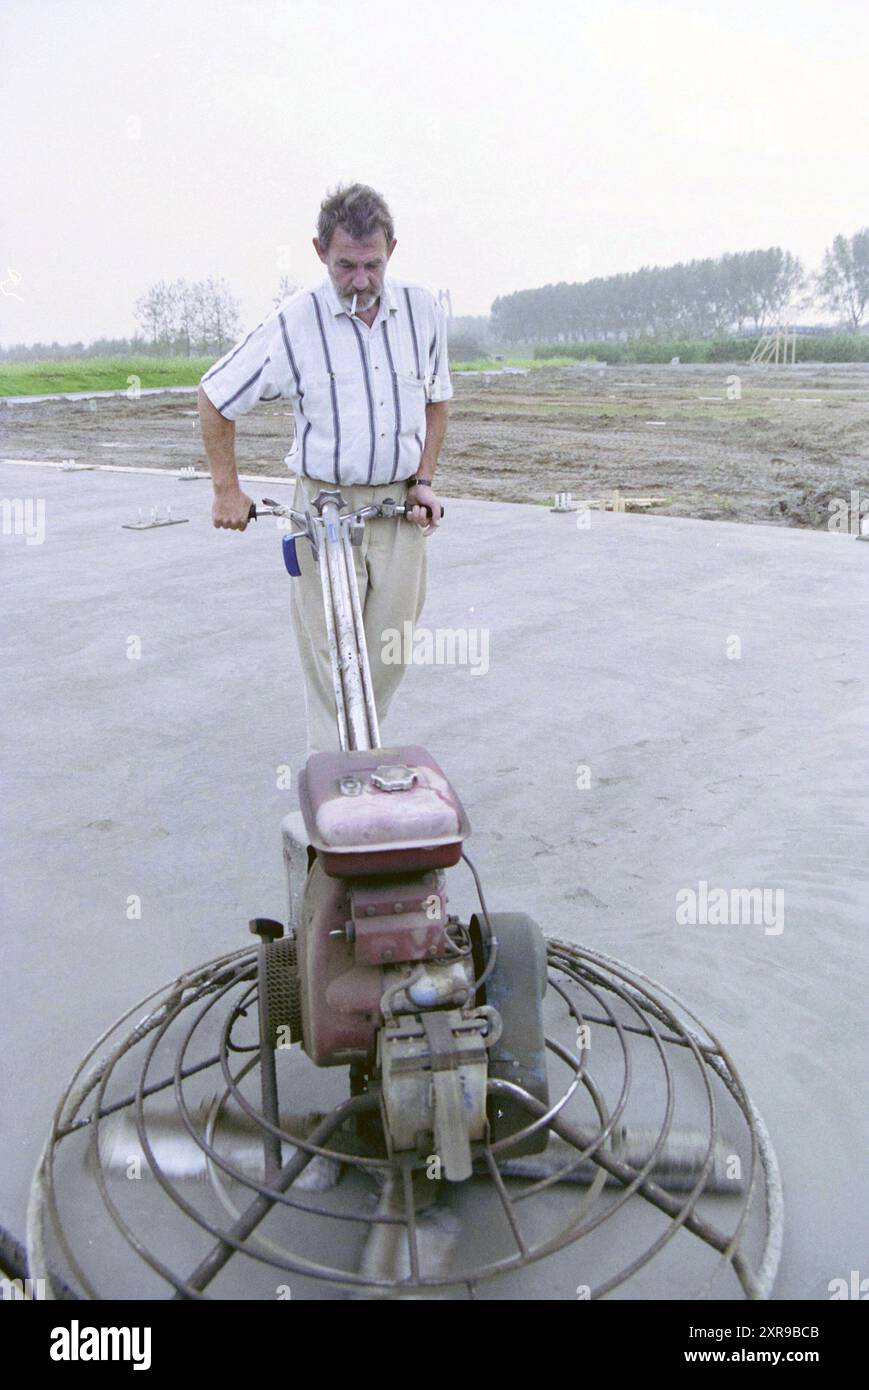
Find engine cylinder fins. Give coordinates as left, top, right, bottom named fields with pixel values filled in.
left=257, top=934, right=303, bottom=1049
left=470, top=911, right=551, bottom=1156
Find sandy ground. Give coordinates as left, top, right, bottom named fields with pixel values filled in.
left=2, top=457, right=867, bottom=1299
left=3, top=361, right=868, bottom=529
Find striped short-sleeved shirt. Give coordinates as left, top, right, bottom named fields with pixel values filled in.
left=199, top=275, right=453, bottom=486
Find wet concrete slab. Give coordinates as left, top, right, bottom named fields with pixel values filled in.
left=2, top=459, right=867, bottom=1300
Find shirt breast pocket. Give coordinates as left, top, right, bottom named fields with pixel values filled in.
left=299, top=371, right=337, bottom=418
left=394, top=371, right=427, bottom=435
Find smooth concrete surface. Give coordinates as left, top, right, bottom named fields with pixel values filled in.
left=2, top=459, right=867, bottom=1299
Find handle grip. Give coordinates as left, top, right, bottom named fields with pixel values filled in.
left=406, top=502, right=444, bottom=520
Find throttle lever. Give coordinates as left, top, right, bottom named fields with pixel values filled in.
left=249, top=499, right=288, bottom=521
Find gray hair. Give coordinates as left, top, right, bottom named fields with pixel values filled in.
left=317, top=183, right=395, bottom=251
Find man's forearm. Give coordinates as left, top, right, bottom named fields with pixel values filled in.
left=198, top=385, right=240, bottom=493
left=199, top=385, right=253, bottom=530
left=418, top=401, right=449, bottom=482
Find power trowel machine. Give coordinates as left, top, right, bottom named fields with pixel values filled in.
left=251, top=488, right=549, bottom=1183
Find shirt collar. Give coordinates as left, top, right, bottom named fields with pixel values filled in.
left=321, top=275, right=398, bottom=321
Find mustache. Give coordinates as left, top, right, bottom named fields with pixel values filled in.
left=342, top=289, right=378, bottom=311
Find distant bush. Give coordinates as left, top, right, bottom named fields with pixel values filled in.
left=446, top=333, right=487, bottom=360
left=533, top=335, right=869, bottom=364
left=789, top=334, right=869, bottom=361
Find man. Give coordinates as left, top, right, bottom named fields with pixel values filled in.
left=197, top=183, right=452, bottom=754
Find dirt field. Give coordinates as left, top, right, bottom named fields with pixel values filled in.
left=3, top=362, right=867, bottom=528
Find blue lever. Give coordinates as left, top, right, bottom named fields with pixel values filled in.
left=282, top=532, right=301, bottom=577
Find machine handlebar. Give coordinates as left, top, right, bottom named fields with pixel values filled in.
left=248, top=496, right=442, bottom=524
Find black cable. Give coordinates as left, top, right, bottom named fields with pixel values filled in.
left=460, top=850, right=499, bottom=998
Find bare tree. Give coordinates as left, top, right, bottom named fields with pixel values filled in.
left=187, top=280, right=210, bottom=354
left=172, top=279, right=199, bottom=357
left=134, top=277, right=240, bottom=355
left=201, top=277, right=241, bottom=355
left=134, top=281, right=175, bottom=348
left=815, top=229, right=869, bottom=332
left=273, top=276, right=300, bottom=310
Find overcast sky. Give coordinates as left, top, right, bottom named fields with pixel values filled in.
left=2, top=0, right=867, bottom=346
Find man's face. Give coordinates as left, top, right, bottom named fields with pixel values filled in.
left=313, top=225, right=397, bottom=312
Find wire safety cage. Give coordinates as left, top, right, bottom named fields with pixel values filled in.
left=27, top=936, right=783, bottom=1301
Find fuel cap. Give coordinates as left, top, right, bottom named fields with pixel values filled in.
left=371, top=764, right=418, bottom=792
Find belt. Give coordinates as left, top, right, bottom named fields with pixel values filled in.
left=297, top=475, right=411, bottom=488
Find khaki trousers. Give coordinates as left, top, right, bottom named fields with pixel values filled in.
left=289, top=474, right=428, bottom=754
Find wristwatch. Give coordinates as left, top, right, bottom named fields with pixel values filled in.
left=406, top=477, right=435, bottom=488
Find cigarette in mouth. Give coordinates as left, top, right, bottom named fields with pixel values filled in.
left=350, top=293, right=358, bottom=316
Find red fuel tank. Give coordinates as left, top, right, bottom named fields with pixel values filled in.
left=298, top=745, right=470, bottom=878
